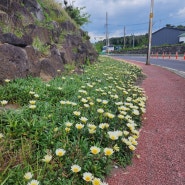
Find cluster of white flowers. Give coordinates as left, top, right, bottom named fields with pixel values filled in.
left=60, top=100, right=77, bottom=106
left=0, top=100, right=8, bottom=106
left=24, top=172, right=39, bottom=185
left=3, top=58, right=146, bottom=184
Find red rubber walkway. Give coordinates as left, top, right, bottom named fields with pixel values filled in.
left=106, top=60, right=185, bottom=185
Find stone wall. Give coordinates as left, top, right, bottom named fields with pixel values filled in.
left=0, top=0, right=98, bottom=83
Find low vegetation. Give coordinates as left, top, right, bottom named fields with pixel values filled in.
left=0, top=57, right=146, bottom=185
left=32, top=37, right=50, bottom=56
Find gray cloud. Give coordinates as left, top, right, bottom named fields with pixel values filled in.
left=57, top=0, right=185, bottom=42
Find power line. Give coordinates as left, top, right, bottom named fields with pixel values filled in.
left=111, top=22, right=149, bottom=27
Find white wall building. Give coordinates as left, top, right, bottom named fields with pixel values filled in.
left=179, top=33, right=185, bottom=43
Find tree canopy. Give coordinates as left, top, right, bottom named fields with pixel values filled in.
left=166, top=24, right=185, bottom=29
left=64, top=0, right=90, bottom=26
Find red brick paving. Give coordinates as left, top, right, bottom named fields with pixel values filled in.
left=106, top=60, right=185, bottom=185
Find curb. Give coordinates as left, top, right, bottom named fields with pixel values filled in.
left=153, top=64, right=185, bottom=79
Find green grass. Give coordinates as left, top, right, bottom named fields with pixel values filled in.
left=32, top=37, right=50, bottom=55
left=37, top=0, right=78, bottom=28
left=0, top=57, right=146, bottom=185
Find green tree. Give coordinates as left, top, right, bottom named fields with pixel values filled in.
left=166, top=24, right=175, bottom=28
left=176, top=25, right=185, bottom=29
left=64, top=1, right=90, bottom=26
left=94, top=41, right=104, bottom=53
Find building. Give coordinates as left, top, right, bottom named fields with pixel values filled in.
left=179, top=33, right=185, bottom=43
left=152, top=27, right=185, bottom=46
left=102, top=45, right=114, bottom=53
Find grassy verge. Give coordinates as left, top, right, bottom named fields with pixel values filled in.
left=0, top=57, right=146, bottom=185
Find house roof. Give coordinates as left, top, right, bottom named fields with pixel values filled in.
left=153, top=27, right=185, bottom=34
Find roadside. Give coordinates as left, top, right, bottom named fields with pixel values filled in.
left=157, top=66, right=185, bottom=79
left=106, top=60, right=185, bottom=185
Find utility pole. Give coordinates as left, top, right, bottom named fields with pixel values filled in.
left=124, top=26, right=126, bottom=48
left=132, top=34, right=135, bottom=48
left=105, top=12, right=109, bottom=54
left=146, top=0, right=154, bottom=65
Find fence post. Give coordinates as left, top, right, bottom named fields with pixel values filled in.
left=162, top=52, right=164, bottom=59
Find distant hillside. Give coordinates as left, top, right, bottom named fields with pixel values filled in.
left=95, top=34, right=148, bottom=52
left=0, top=0, right=97, bottom=82
left=110, top=34, right=148, bottom=48
left=95, top=24, right=185, bottom=52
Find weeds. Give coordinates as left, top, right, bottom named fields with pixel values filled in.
left=32, top=37, right=50, bottom=55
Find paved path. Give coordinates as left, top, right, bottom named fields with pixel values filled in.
left=106, top=60, right=185, bottom=185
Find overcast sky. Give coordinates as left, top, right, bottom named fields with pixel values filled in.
left=57, top=0, right=185, bottom=42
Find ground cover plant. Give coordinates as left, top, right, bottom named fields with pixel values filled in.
left=0, top=57, right=146, bottom=185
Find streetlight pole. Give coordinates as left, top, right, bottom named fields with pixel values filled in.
left=146, top=0, right=154, bottom=65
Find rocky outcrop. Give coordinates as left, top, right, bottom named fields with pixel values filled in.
left=0, top=44, right=31, bottom=83
left=22, top=0, right=44, bottom=21
left=0, top=0, right=98, bottom=82
left=0, top=33, right=32, bottom=47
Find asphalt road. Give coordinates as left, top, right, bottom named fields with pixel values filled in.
left=110, top=55, right=185, bottom=73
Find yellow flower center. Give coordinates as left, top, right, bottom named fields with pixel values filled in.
left=85, top=176, right=91, bottom=181
left=92, top=149, right=98, bottom=154
left=92, top=178, right=101, bottom=185
left=74, top=168, right=78, bottom=172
